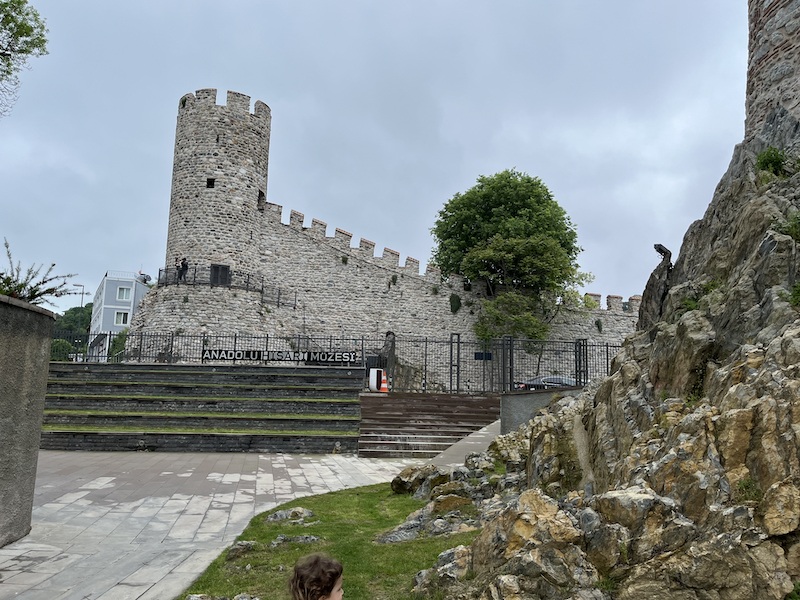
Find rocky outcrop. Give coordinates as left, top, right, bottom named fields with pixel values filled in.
left=406, top=89, right=800, bottom=600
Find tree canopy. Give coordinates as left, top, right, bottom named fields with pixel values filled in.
left=54, top=302, right=93, bottom=333
left=0, top=0, right=48, bottom=117
left=431, top=169, right=590, bottom=341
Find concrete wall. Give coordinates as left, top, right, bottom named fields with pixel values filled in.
left=0, top=294, right=55, bottom=548
left=500, top=388, right=583, bottom=435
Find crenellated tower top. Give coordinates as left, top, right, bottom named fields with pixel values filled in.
left=745, top=0, right=800, bottom=140
left=164, top=89, right=272, bottom=271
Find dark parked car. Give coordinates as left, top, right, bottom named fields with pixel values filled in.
left=514, top=375, right=577, bottom=390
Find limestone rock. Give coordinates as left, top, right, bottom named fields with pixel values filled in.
left=226, top=540, right=258, bottom=560
left=266, top=507, right=314, bottom=522
left=471, top=489, right=580, bottom=573
left=391, top=464, right=438, bottom=494
left=757, top=478, right=800, bottom=535
left=433, top=493, right=473, bottom=514
left=586, top=523, right=630, bottom=573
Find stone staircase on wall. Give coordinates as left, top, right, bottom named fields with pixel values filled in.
left=358, top=392, right=501, bottom=459
left=43, top=363, right=363, bottom=453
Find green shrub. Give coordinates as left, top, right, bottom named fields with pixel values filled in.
left=431, top=285, right=439, bottom=295
left=757, top=146, right=787, bottom=176
left=735, top=478, right=762, bottom=503
left=777, top=212, right=800, bottom=242
left=449, top=293, right=462, bottom=313
left=781, top=282, right=800, bottom=308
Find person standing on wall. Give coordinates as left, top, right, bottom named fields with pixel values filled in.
left=178, top=258, right=188, bottom=282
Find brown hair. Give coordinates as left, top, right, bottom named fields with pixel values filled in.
left=289, top=553, right=343, bottom=600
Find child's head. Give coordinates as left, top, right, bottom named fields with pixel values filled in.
left=289, top=553, right=344, bottom=600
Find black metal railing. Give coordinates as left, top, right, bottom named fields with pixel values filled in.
left=157, top=266, right=296, bottom=308
left=51, top=329, right=622, bottom=394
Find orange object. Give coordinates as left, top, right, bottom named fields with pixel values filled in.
left=380, top=371, right=389, bottom=392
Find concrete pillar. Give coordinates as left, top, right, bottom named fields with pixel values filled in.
left=0, top=295, right=54, bottom=547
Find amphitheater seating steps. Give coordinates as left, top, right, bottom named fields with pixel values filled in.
left=43, top=362, right=362, bottom=453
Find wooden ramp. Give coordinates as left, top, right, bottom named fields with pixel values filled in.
left=358, top=392, right=501, bottom=458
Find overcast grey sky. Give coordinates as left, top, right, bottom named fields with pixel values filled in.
left=1, top=1, right=748, bottom=316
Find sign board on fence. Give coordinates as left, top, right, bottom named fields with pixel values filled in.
left=201, top=349, right=359, bottom=362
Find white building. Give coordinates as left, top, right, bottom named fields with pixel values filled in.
left=87, top=271, right=151, bottom=360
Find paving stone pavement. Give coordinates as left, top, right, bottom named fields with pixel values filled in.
left=0, top=421, right=500, bottom=600
left=0, top=451, right=421, bottom=600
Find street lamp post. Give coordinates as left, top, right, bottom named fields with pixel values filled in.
left=73, top=284, right=86, bottom=333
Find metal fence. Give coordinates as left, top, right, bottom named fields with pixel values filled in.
left=157, top=266, right=296, bottom=308
left=51, top=330, right=621, bottom=393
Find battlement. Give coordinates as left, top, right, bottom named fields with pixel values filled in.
left=586, top=293, right=641, bottom=313
left=178, top=88, right=271, bottom=120
left=246, top=198, right=450, bottom=277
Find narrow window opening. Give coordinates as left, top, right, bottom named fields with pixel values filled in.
left=216, top=134, right=220, bottom=143
left=257, top=190, right=265, bottom=211
left=206, top=178, right=215, bottom=188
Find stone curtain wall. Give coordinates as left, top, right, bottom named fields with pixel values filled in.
left=165, top=89, right=271, bottom=270
left=131, top=88, right=638, bottom=349
left=131, top=199, right=638, bottom=343
left=746, top=0, right=800, bottom=139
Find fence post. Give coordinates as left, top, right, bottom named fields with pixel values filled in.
left=574, top=339, right=588, bottom=386
left=422, top=337, right=428, bottom=394
left=388, top=334, right=396, bottom=392
left=449, top=333, right=461, bottom=393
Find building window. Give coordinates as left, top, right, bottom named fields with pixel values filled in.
left=115, top=311, right=129, bottom=326
left=257, top=190, right=265, bottom=211
left=210, top=264, right=230, bottom=286
left=207, top=178, right=215, bottom=188
left=117, top=287, right=131, bottom=301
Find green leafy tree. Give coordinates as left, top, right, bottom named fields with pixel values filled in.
left=1, top=237, right=74, bottom=305
left=54, top=302, right=93, bottom=333
left=431, top=169, right=591, bottom=341
left=108, top=328, right=128, bottom=362
left=49, top=338, right=75, bottom=361
left=0, top=0, right=48, bottom=117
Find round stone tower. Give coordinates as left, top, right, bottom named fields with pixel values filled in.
left=745, top=0, right=800, bottom=140
left=164, top=89, right=271, bottom=273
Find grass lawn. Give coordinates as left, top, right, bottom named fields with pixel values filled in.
left=182, top=482, right=480, bottom=600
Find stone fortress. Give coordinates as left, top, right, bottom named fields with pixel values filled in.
left=129, top=88, right=640, bottom=345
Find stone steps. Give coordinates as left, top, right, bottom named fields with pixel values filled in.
left=48, top=363, right=362, bottom=387
left=358, top=392, right=500, bottom=458
left=44, top=395, right=360, bottom=415
left=45, top=362, right=363, bottom=452
left=42, top=412, right=359, bottom=432
left=46, top=381, right=359, bottom=399
left=39, top=431, right=358, bottom=453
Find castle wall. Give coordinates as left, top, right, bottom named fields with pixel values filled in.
left=549, top=294, right=641, bottom=344
left=132, top=89, right=639, bottom=352
left=745, top=0, right=800, bottom=139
